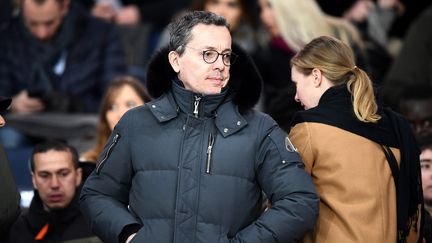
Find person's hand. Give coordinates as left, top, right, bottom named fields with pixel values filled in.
left=11, top=90, right=45, bottom=113
left=343, top=0, right=374, bottom=22
left=91, top=3, right=116, bottom=22
left=115, top=6, right=140, bottom=25
left=125, top=233, right=136, bottom=243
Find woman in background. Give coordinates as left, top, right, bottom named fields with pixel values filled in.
left=289, top=36, right=422, bottom=242
left=256, top=0, right=363, bottom=131
left=82, top=76, right=151, bottom=162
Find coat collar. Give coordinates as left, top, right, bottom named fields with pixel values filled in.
left=147, top=82, right=248, bottom=137
left=26, top=190, right=81, bottom=234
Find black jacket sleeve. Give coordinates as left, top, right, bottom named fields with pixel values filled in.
left=0, top=145, right=20, bottom=238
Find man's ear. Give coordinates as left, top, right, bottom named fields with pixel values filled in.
left=75, top=167, right=82, bottom=187
left=312, top=68, right=323, bottom=87
left=168, top=51, right=180, bottom=73
left=31, top=172, right=37, bottom=190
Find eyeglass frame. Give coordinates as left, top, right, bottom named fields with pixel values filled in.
left=183, top=46, right=238, bottom=66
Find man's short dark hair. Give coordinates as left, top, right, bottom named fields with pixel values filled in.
left=30, top=140, right=79, bottom=172
left=168, top=11, right=229, bottom=55
left=22, top=0, right=66, bottom=6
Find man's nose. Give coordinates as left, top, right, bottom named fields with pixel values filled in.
left=34, top=27, right=51, bottom=41
left=294, top=93, right=300, bottom=102
left=50, top=175, right=60, bottom=188
left=0, top=115, right=5, bottom=127
left=213, top=55, right=225, bottom=70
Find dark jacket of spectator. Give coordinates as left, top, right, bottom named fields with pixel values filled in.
left=8, top=191, right=100, bottom=243
left=0, top=3, right=126, bottom=113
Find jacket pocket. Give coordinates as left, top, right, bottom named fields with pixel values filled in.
left=96, top=133, right=120, bottom=174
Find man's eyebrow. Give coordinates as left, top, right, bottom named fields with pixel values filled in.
left=421, top=159, right=432, bottom=162
left=203, top=46, right=232, bottom=52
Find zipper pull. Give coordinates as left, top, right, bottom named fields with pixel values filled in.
left=206, top=133, right=214, bottom=174
left=96, top=133, right=120, bottom=174
left=193, top=96, right=202, bottom=118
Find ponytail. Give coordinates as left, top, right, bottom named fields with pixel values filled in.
left=347, top=67, right=380, bottom=123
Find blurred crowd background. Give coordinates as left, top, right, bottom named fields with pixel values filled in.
left=0, top=0, right=431, bottom=208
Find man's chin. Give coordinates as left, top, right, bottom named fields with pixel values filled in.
left=46, top=202, right=67, bottom=211
left=202, top=88, right=223, bottom=95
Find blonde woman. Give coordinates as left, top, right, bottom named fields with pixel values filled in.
left=262, top=0, right=362, bottom=53
left=257, top=0, right=364, bottom=132
left=289, top=36, right=423, bottom=242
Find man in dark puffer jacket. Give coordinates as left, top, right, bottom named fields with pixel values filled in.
left=80, top=11, right=319, bottom=243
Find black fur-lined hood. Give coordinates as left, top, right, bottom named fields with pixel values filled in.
left=146, top=43, right=263, bottom=111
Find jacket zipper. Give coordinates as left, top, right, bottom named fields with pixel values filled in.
left=206, top=133, right=214, bottom=174
left=96, top=133, right=120, bottom=174
left=193, top=95, right=202, bottom=118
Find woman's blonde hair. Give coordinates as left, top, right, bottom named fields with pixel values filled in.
left=291, top=36, right=380, bottom=123
left=269, top=0, right=363, bottom=52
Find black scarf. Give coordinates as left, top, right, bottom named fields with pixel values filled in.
left=26, top=190, right=82, bottom=238
left=291, top=85, right=424, bottom=242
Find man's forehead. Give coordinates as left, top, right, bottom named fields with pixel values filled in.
left=23, top=0, right=63, bottom=17
left=421, top=149, right=432, bottom=161
left=189, top=24, right=231, bottom=45
left=34, top=150, right=74, bottom=171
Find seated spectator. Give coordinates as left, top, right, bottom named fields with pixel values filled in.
left=0, top=0, right=126, bottom=148
left=81, top=76, right=151, bottom=162
left=8, top=140, right=101, bottom=243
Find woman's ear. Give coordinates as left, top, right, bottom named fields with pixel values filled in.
left=312, top=68, right=322, bottom=88
left=168, top=51, right=180, bottom=73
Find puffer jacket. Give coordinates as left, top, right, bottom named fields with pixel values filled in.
left=80, top=44, right=319, bottom=243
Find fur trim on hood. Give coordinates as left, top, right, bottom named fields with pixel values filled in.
left=146, top=43, right=263, bottom=112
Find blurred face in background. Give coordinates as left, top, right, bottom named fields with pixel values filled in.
left=399, top=98, right=432, bottom=134
left=105, top=84, right=145, bottom=130
left=421, top=148, right=432, bottom=203
left=258, top=0, right=280, bottom=38
left=204, top=0, right=242, bottom=30
left=32, top=150, right=81, bottom=211
left=22, top=0, right=69, bottom=42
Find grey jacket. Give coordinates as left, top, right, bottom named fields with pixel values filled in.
left=80, top=45, right=319, bottom=243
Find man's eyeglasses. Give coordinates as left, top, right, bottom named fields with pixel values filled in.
left=185, top=46, right=238, bottom=66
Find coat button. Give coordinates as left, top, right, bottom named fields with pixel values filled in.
left=151, top=105, right=156, bottom=108
left=237, top=121, right=241, bottom=126
left=223, top=128, right=229, bottom=133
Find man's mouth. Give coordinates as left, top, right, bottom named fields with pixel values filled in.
left=48, top=194, right=64, bottom=202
